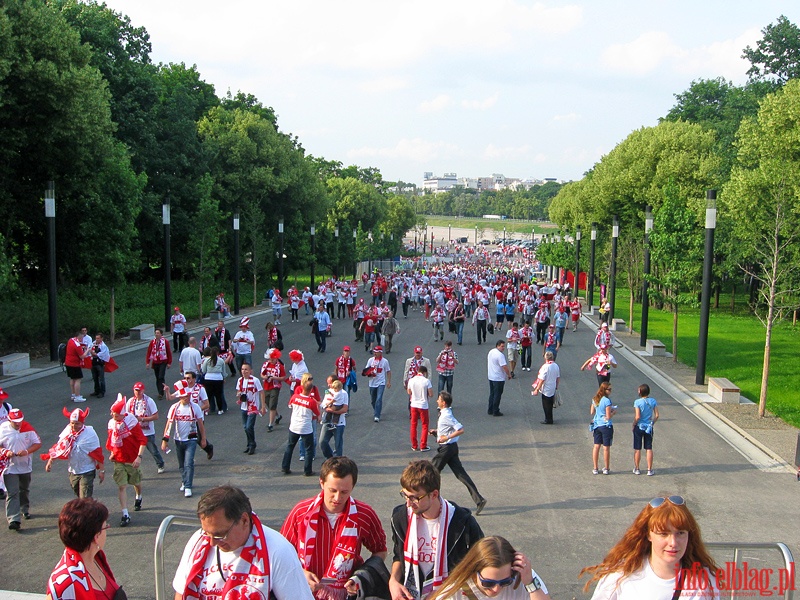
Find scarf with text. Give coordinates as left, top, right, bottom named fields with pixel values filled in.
left=109, top=414, right=138, bottom=448
left=402, top=498, right=453, bottom=598
left=47, top=548, right=114, bottom=600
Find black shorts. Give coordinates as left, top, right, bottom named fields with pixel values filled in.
left=66, top=366, right=83, bottom=379
left=592, top=425, right=613, bottom=447
left=633, top=427, right=653, bottom=450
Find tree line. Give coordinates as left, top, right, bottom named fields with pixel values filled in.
left=542, top=15, right=800, bottom=416
left=0, top=0, right=417, bottom=304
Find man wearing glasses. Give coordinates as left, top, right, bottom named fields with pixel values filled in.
left=281, top=457, right=387, bottom=600
left=389, top=460, right=483, bottom=600
left=173, top=485, right=312, bottom=599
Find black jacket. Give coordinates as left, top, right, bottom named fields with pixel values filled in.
left=390, top=500, right=483, bottom=580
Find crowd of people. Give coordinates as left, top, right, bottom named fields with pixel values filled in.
left=0, top=253, right=701, bottom=599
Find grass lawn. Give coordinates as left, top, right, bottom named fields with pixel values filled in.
left=606, top=288, right=800, bottom=428
left=421, top=215, right=558, bottom=236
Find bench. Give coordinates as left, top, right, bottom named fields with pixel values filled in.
left=611, top=318, right=627, bottom=332
left=0, top=353, right=30, bottom=375
left=209, top=310, right=224, bottom=321
left=129, top=324, right=155, bottom=341
left=646, top=339, right=666, bottom=357
left=708, top=377, right=741, bottom=404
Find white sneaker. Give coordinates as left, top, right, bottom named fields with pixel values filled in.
left=73, top=396, right=86, bottom=403
left=299, top=456, right=305, bottom=461
left=158, top=467, right=166, bottom=474
left=179, top=484, right=185, bottom=491
left=217, top=410, right=224, bottom=415
left=633, top=468, right=641, bottom=475
left=184, top=488, right=193, bottom=498
left=647, top=470, right=655, bottom=476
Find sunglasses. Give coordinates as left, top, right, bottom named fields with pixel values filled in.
left=649, top=495, right=685, bottom=508
left=477, top=572, right=517, bottom=589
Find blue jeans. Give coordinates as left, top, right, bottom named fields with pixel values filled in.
left=556, top=327, right=566, bottom=344
left=299, top=422, right=317, bottom=460
left=175, top=439, right=198, bottom=489
left=545, top=345, right=558, bottom=361
left=283, top=431, right=314, bottom=475
left=320, top=425, right=345, bottom=458
left=241, top=411, right=257, bottom=450
left=370, top=385, right=386, bottom=419
left=455, top=321, right=464, bottom=344
left=438, top=374, right=453, bottom=395
left=488, top=380, right=505, bottom=415
left=144, top=434, right=165, bottom=469
left=364, top=331, right=375, bottom=349
left=234, top=353, right=252, bottom=375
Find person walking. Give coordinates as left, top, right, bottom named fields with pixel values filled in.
left=407, top=366, right=433, bottom=452
left=106, top=395, right=147, bottom=526
left=472, top=300, right=489, bottom=345
left=170, top=306, right=187, bottom=353
left=235, top=364, right=264, bottom=455
left=126, top=382, right=165, bottom=473
left=520, top=321, right=534, bottom=371
left=382, top=310, right=400, bottom=354
left=319, top=376, right=348, bottom=458
left=505, top=322, right=520, bottom=379
left=260, top=348, right=287, bottom=432
left=312, top=302, right=332, bottom=353
left=581, top=345, right=618, bottom=387
left=281, top=373, right=319, bottom=476
left=162, top=381, right=207, bottom=498
left=365, top=346, right=391, bottom=422
left=487, top=340, right=510, bottom=417
left=532, top=351, right=560, bottom=425
left=200, top=347, right=228, bottom=415
left=590, top=382, right=616, bottom=475
left=43, top=407, right=105, bottom=498
left=145, top=328, right=172, bottom=400
left=0, top=409, right=42, bottom=530
left=632, top=384, right=659, bottom=476
left=435, top=340, right=459, bottom=395
left=232, top=317, right=255, bottom=375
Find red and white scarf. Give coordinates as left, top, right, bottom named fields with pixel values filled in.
left=237, top=377, right=259, bottom=414
left=298, top=493, right=360, bottom=589
left=149, top=337, right=167, bottom=362
left=48, top=548, right=115, bottom=600
left=183, top=513, right=270, bottom=600
left=403, top=498, right=453, bottom=597
left=109, top=414, right=138, bottom=448
left=41, top=426, right=103, bottom=466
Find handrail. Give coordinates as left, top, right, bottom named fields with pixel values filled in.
left=154, top=515, right=199, bottom=600
left=706, top=542, right=795, bottom=600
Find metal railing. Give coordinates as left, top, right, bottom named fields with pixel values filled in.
left=706, top=542, right=795, bottom=599
left=154, top=515, right=198, bottom=600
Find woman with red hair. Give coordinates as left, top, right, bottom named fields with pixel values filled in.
left=581, top=496, right=719, bottom=599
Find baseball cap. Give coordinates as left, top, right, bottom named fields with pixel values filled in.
left=133, top=382, right=145, bottom=392
left=343, top=346, right=351, bottom=351
left=414, top=346, right=422, bottom=353
left=8, top=408, right=23, bottom=422
left=373, top=346, right=384, bottom=353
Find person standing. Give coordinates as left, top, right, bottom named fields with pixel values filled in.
left=162, top=381, right=207, bottom=498
left=382, top=310, right=400, bottom=354
left=435, top=340, right=459, bottom=395
left=214, top=320, right=232, bottom=355
left=232, top=317, right=255, bottom=376
left=236, top=363, right=264, bottom=455
left=0, top=409, right=41, bottom=530
left=570, top=296, right=582, bottom=331
left=319, top=376, right=348, bottom=459
left=403, top=346, right=432, bottom=392
left=365, top=346, right=391, bottom=422
left=430, top=391, right=487, bottom=516
left=487, top=340, right=510, bottom=417
left=43, top=407, right=104, bottom=498
left=281, top=457, right=387, bottom=600
left=145, top=328, right=172, bottom=400
left=532, top=351, right=560, bottom=425
left=519, top=321, right=534, bottom=371
left=65, top=329, right=89, bottom=403
left=335, top=346, right=357, bottom=396
left=534, top=303, right=550, bottom=345
left=505, top=322, right=520, bottom=379
left=179, top=336, right=203, bottom=377
left=407, top=366, right=433, bottom=452
left=172, top=485, right=313, bottom=600
left=88, top=333, right=110, bottom=399
left=201, top=347, right=228, bottom=415
left=170, top=306, right=187, bottom=353
left=590, top=382, right=616, bottom=475
left=388, top=459, right=484, bottom=600
left=472, top=300, right=489, bottom=345
left=594, top=322, right=612, bottom=349
left=451, top=300, right=466, bottom=345
left=313, top=302, right=332, bottom=353
left=543, top=324, right=561, bottom=361
left=281, top=374, right=319, bottom=476
left=271, top=287, right=283, bottom=324
left=632, top=384, right=659, bottom=476
left=106, top=395, right=147, bottom=526
left=126, top=382, right=165, bottom=473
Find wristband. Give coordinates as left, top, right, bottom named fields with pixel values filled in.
left=162, top=436, right=170, bottom=442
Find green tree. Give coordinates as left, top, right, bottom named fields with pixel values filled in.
left=188, top=174, right=224, bottom=321
left=742, top=15, right=800, bottom=85
left=724, top=79, right=800, bottom=416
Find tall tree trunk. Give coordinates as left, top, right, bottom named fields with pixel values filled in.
left=628, top=291, right=635, bottom=336
left=714, top=285, right=720, bottom=309
left=253, top=273, right=257, bottom=307
left=730, top=283, right=736, bottom=314
left=672, top=297, right=679, bottom=363
left=199, top=283, right=204, bottom=323
left=110, top=286, right=116, bottom=341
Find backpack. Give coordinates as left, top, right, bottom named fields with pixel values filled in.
left=58, top=343, right=67, bottom=370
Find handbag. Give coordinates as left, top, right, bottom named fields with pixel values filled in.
left=487, top=323, right=495, bottom=335
left=553, top=390, right=562, bottom=408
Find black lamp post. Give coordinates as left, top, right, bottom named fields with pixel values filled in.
left=574, top=226, right=581, bottom=296
left=503, top=226, right=506, bottom=244
left=608, top=215, right=619, bottom=324
left=233, top=212, right=240, bottom=315
left=163, top=196, right=171, bottom=331
left=352, top=227, right=357, bottom=280
left=45, top=181, right=58, bottom=361
left=334, top=226, right=339, bottom=279
left=640, top=206, right=653, bottom=347
left=696, top=190, right=717, bottom=384
left=588, top=222, right=597, bottom=308
left=310, top=222, right=316, bottom=290
left=474, top=226, right=478, bottom=246
left=277, top=218, right=284, bottom=294
left=448, top=223, right=451, bottom=244
left=368, top=231, right=373, bottom=274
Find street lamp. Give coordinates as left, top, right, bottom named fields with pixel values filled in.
left=233, top=212, right=240, bottom=315
left=696, top=191, right=717, bottom=384
left=278, top=218, right=284, bottom=294
left=334, top=226, right=339, bottom=279
left=448, top=223, right=451, bottom=244
left=368, top=231, right=373, bottom=274
left=574, top=226, right=581, bottom=296
left=640, top=206, right=653, bottom=347
left=352, top=227, right=357, bottom=280
left=310, top=222, right=316, bottom=290
left=503, top=226, right=506, bottom=244
left=608, top=215, right=619, bottom=325
left=163, top=195, right=171, bottom=331
left=474, top=225, right=478, bottom=246
left=588, top=222, right=597, bottom=308
left=45, top=181, right=58, bottom=361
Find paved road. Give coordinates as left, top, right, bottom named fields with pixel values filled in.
left=1, top=303, right=797, bottom=599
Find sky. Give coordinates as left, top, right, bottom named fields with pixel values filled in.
left=100, top=1, right=800, bottom=185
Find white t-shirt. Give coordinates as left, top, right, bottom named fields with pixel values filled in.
left=536, top=361, right=560, bottom=396
left=232, top=330, right=255, bottom=355
left=172, top=522, right=314, bottom=600
left=0, top=421, right=41, bottom=475
left=367, top=357, right=390, bottom=387
left=590, top=560, right=719, bottom=600
left=487, top=348, right=508, bottom=382
left=408, top=374, right=432, bottom=409
left=180, top=347, right=203, bottom=374
left=166, top=402, right=204, bottom=442
left=127, top=395, right=159, bottom=436
left=416, top=517, right=441, bottom=587
left=60, top=424, right=101, bottom=475
left=321, top=390, right=348, bottom=427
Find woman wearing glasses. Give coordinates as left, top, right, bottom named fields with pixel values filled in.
left=428, top=536, right=550, bottom=599
left=581, top=496, right=719, bottom=599
left=47, top=498, right=124, bottom=600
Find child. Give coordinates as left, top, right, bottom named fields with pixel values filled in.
left=320, top=378, right=346, bottom=430
left=632, top=383, right=659, bottom=476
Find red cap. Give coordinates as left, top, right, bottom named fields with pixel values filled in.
left=7, top=408, right=23, bottom=422
left=343, top=346, right=351, bottom=352
left=414, top=346, right=423, bottom=353
left=373, top=346, right=384, bottom=353
left=133, top=382, right=145, bottom=392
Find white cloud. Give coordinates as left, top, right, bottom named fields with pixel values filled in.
left=419, top=95, right=454, bottom=113
left=675, top=27, right=760, bottom=82
left=602, top=31, right=686, bottom=75
left=462, top=93, right=499, bottom=110
left=553, top=112, right=580, bottom=123
left=348, top=138, right=462, bottom=162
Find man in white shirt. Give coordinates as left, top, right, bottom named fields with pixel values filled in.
left=44, top=407, right=104, bottom=498
left=532, top=351, right=561, bottom=425
left=179, top=337, right=203, bottom=377
left=407, top=366, right=432, bottom=452
left=173, top=485, right=313, bottom=600
left=232, top=317, right=255, bottom=376
left=170, top=306, right=187, bottom=353
left=126, top=382, right=165, bottom=474
left=487, top=340, right=510, bottom=417
left=0, top=409, right=42, bottom=530
left=365, top=346, right=391, bottom=423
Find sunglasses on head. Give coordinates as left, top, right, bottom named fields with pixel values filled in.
left=477, top=572, right=517, bottom=589
left=649, top=495, right=685, bottom=508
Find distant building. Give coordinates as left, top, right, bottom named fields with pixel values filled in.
left=422, top=172, right=458, bottom=192
left=423, top=172, right=565, bottom=190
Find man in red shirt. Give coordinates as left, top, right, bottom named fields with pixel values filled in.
left=106, top=395, right=147, bottom=527
left=281, top=457, right=387, bottom=600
